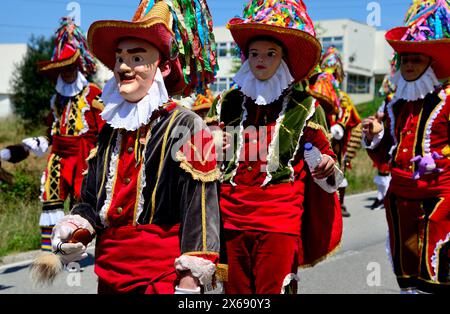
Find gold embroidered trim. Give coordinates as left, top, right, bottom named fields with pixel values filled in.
left=307, top=121, right=329, bottom=138
left=39, top=50, right=81, bottom=72
left=298, top=238, right=342, bottom=269
left=86, top=147, right=98, bottom=161
left=91, top=98, right=104, bottom=111
left=150, top=110, right=180, bottom=223
left=176, top=151, right=220, bottom=182
left=97, top=129, right=116, bottom=199
left=215, top=263, right=228, bottom=282
left=204, top=116, right=218, bottom=124
left=201, top=182, right=207, bottom=251
left=442, top=145, right=450, bottom=157
left=183, top=251, right=219, bottom=256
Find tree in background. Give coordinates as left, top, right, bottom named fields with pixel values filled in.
left=10, top=35, right=55, bottom=129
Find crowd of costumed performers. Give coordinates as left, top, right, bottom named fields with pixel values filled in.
left=0, top=0, right=449, bottom=295
left=363, top=0, right=450, bottom=294
left=206, top=0, right=344, bottom=294
left=0, top=17, right=104, bottom=252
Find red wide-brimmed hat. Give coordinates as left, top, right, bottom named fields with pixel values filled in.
left=88, top=0, right=218, bottom=96
left=227, top=0, right=321, bottom=83
left=385, top=0, right=450, bottom=80
left=38, top=44, right=81, bottom=80
left=385, top=26, right=450, bottom=80
left=87, top=1, right=185, bottom=95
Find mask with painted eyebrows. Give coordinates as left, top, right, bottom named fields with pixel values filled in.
left=114, top=37, right=161, bottom=103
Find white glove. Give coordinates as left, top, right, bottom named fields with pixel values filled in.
left=0, top=148, right=11, bottom=161
left=174, top=286, right=201, bottom=294
left=51, top=215, right=94, bottom=265
left=22, top=136, right=49, bottom=157
left=330, top=124, right=344, bottom=140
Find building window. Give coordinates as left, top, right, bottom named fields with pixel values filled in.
left=217, top=42, right=228, bottom=57
left=210, top=77, right=232, bottom=94
left=319, top=36, right=344, bottom=55
left=347, top=74, right=371, bottom=94
left=217, top=42, right=238, bottom=58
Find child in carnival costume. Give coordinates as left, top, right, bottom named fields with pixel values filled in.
left=321, top=46, right=362, bottom=217
left=207, top=0, right=343, bottom=294
left=363, top=0, right=450, bottom=294
left=30, top=0, right=221, bottom=294
left=0, top=17, right=104, bottom=251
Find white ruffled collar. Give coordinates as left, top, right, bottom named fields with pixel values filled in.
left=100, top=68, right=169, bottom=131
left=392, top=67, right=440, bottom=102
left=233, top=60, right=294, bottom=105
left=55, top=71, right=88, bottom=97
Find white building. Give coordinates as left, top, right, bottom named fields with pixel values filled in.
left=212, top=19, right=394, bottom=104
left=0, top=44, right=27, bottom=118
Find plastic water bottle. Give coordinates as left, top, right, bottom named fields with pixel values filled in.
left=304, top=142, right=340, bottom=193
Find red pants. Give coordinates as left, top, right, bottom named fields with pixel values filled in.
left=95, top=224, right=180, bottom=294
left=41, top=135, right=96, bottom=210
left=385, top=169, right=450, bottom=293
left=224, top=229, right=299, bottom=294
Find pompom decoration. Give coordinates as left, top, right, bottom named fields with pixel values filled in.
left=135, top=0, right=218, bottom=95
left=51, top=17, right=97, bottom=76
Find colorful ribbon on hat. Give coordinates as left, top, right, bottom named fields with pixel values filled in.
left=403, top=0, right=450, bottom=41
left=241, top=0, right=316, bottom=37
left=140, top=0, right=218, bottom=95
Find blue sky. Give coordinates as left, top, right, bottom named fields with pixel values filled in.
left=0, top=0, right=411, bottom=43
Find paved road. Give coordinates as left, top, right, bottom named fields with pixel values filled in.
left=0, top=191, right=399, bottom=294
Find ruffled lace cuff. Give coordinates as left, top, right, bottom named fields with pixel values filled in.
left=174, top=255, right=216, bottom=286
left=362, top=128, right=384, bottom=150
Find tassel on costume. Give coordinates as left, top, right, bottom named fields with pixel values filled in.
left=29, top=228, right=93, bottom=286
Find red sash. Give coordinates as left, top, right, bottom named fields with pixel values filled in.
left=52, top=134, right=97, bottom=157
left=94, top=224, right=180, bottom=293
left=390, top=168, right=450, bottom=198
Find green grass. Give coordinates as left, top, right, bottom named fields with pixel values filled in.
left=343, top=96, right=385, bottom=194
left=356, top=96, right=385, bottom=119
left=0, top=117, right=46, bottom=258
left=346, top=148, right=377, bottom=195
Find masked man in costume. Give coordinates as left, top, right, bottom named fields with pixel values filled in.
left=320, top=46, right=362, bottom=217
left=34, top=0, right=221, bottom=294
left=207, top=0, right=343, bottom=294
left=363, top=0, right=450, bottom=294
left=0, top=17, right=104, bottom=251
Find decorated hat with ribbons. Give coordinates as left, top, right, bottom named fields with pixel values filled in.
left=38, top=17, right=97, bottom=80
left=386, top=0, right=450, bottom=79
left=320, top=46, right=345, bottom=85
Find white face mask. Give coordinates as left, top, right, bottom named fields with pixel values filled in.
left=233, top=60, right=294, bottom=105
left=391, top=67, right=440, bottom=102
